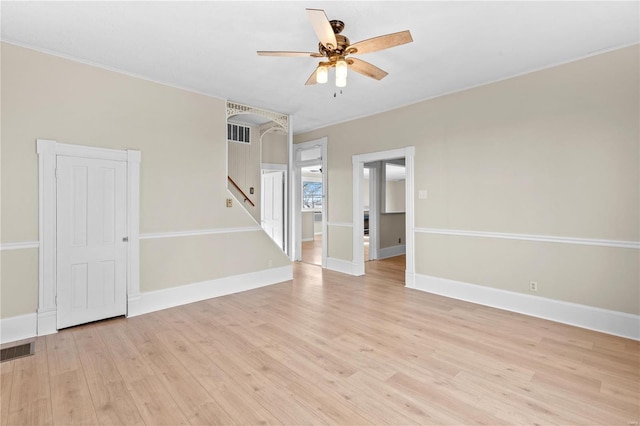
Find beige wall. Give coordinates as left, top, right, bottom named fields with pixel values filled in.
left=295, top=46, right=639, bottom=314
left=384, top=180, right=406, bottom=213
left=261, top=131, right=287, bottom=165
left=1, top=43, right=290, bottom=319
left=301, top=212, right=314, bottom=241
left=380, top=214, right=406, bottom=249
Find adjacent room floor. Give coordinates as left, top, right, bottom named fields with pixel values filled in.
left=1, top=258, right=638, bottom=425
left=301, top=235, right=371, bottom=266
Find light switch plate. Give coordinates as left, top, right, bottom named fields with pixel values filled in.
left=418, top=190, right=428, bottom=199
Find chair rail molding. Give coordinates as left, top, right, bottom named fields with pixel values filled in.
left=415, top=227, right=640, bottom=249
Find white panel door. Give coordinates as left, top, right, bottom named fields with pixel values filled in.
left=261, top=171, right=284, bottom=250
left=56, top=155, right=127, bottom=329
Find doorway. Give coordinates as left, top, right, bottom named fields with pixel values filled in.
left=37, top=139, right=141, bottom=335
left=300, top=165, right=323, bottom=265
left=292, top=138, right=327, bottom=266
left=261, top=168, right=286, bottom=251
left=352, top=147, right=415, bottom=286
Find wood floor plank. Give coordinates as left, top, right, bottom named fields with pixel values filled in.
left=140, top=316, right=282, bottom=425
left=122, top=315, right=244, bottom=425
left=7, top=338, right=53, bottom=426
left=72, top=325, right=145, bottom=426
left=0, top=358, right=13, bottom=426
left=125, top=375, right=190, bottom=426
left=385, top=371, right=507, bottom=424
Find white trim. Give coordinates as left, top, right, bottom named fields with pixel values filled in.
left=326, top=257, right=359, bottom=276
left=352, top=147, right=415, bottom=282
left=287, top=115, right=294, bottom=261
left=128, top=265, right=293, bottom=317
left=140, top=226, right=262, bottom=240
left=378, top=244, right=406, bottom=260
left=366, top=164, right=379, bottom=261
left=37, top=139, right=57, bottom=335
left=0, top=313, right=37, bottom=344
left=327, top=222, right=353, bottom=228
left=415, top=228, right=640, bottom=249
left=37, top=139, right=141, bottom=336
left=36, top=309, right=57, bottom=337
left=302, top=237, right=314, bottom=242
left=414, top=274, right=640, bottom=341
left=126, top=149, right=142, bottom=311
left=0, top=241, right=39, bottom=250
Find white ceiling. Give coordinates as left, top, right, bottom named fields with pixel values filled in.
left=2, top=1, right=638, bottom=134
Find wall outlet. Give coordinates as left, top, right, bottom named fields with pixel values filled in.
left=529, top=281, right=538, bottom=292
left=226, top=198, right=233, bottom=207
left=398, top=237, right=402, bottom=244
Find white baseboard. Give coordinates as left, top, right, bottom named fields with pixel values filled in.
left=128, top=265, right=293, bottom=317
left=326, top=257, right=362, bottom=276
left=414, top=274, right=640, bottom=341
left=0, top=266, right=293, bottom=345
left=378, top=244, right=406, bottom=259
left=301, top=237, right=314, bottom=242
left=0, top=313, right=37, bottom=344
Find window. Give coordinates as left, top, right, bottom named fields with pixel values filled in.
left=302, top=181, right=322, bottom=209
left=227, top=123, right=251, bottom=143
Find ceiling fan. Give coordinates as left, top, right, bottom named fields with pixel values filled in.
left=257, top=8, right=413, bottom=87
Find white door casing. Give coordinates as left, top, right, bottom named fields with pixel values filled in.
left=56, top=156, right=128, bottom=328
left=352, top=147, right=415, bottom=285
left=261, top=170, right=285, bottom=250
left=37, top=139, right=141, bottom=336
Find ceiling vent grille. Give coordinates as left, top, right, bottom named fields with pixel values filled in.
left=228, top=123, right=251, bottom=143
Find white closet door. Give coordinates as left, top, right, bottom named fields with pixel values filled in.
left=56, top=155, right=127, bottom=329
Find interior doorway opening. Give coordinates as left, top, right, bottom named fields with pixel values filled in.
left=292, top=138, right=327, bottom=266
left=300, top=165, right=323, bottom=266
left=352, top=147, right=415, bottom=286
left=261, top=167, right=286, bottom=251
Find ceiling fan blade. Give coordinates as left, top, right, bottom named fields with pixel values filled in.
left=348, top=58, right=388, bottom=80
left=257, top=51, right=323, bottom=57
left=349, top=30, right=413, bottom=55
left=306, top=8, right=338, bottom=50
left=305, top=69, right=318, bottom=86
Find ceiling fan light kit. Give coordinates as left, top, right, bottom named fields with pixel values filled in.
left=316, top=64, right=329, bottom=84
left=258, top=8, right=413, bottom=88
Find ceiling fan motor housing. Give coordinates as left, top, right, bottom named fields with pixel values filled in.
left=318, top=34, right=351, bottom=58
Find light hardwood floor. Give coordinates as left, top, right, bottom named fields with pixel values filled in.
left=301, top=236, right=322, bottom=266
left=2, top=257, right=638, bottom=425
left=302, top=235, right=370, bottom=265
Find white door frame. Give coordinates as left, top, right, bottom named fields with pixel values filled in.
left=260, top=163, right=288, bottom=253
left=364, top=162, right=379, bottom=261
left=352, top=147, right=415, bottom=286
left=36, top=139, right=141, bottom=336
left=292, top=138, right=327, bottom=265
